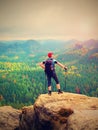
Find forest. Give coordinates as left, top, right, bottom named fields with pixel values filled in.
left=0, top=39, right=98, bottom=108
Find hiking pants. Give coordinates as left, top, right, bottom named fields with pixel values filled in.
left=46, top=71, right=59, bottom=87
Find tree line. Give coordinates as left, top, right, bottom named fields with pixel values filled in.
left=0, top=61, right=98, bottom=109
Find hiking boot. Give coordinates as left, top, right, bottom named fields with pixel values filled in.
left=48, top=91, right=51, bottom=96
left=58, top=90, right=63, bottom=94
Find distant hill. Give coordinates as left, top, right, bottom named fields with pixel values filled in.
left=0, top=40, right=40, bottom=62
left=39, top=39, right=76, bottom=51
left=0, top=39, right=98, bottom=108
left=0, top=39, right=75, bottom=62
left=73, top=39, right=98, bottom=64
left=0, top=40, right=40, bottom=53
left=83, top=39, right=98, bottom=49
left=0, top=39, right=98, bottom=64
left=57, top=39, right=98, bottom=65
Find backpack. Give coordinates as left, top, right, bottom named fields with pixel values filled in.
left=45, top=59, right=54, bottom=73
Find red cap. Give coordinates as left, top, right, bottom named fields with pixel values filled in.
left=48, top=52, right=53, bottom=58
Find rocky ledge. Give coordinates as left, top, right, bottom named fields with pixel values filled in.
left=19, top=92, right=98, bottom=130
left=0, top=106, right=21, bottom=130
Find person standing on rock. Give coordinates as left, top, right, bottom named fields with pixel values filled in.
left=39, top=52, right=67, bottom=95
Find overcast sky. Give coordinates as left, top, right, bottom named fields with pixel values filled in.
left=0, top=0, right=98, bottom=40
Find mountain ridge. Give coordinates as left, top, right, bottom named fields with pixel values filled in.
left=0, top=39, right=98, bottom=108
left=0, top=39, right=98, bottom=63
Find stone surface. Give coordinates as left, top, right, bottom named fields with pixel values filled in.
left=0, top=93, right=98, bottom=130
left=0, top=106, right=21, bottom=130
left=68, top=110, right=98, bottom=130
left=19, top=92, right=98, bottom=130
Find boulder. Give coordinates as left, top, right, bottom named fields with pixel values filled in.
left=19, top=92, right=98, bottom=130
left=0, top=106, right=21, bottom=130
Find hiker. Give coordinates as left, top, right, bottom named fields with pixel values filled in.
left=39, top=52, right=67, bottom=95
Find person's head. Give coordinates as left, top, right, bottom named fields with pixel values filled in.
left=48, top=52, right=53, bottom=58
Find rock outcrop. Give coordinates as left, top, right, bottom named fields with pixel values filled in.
left=0, top=106, right=21, bottom=130
left=19, top=92, right=98, bottom=130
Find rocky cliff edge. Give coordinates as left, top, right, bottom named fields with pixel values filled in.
left=19, top=92, right=98, bottom=130
left=0, top=106, right=21, bottom=130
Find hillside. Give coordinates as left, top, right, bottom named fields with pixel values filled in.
left=0, top=39, right=98, bottom=108
left=57, top=39, right=98, bottom=64
left=0, top=39, right=97, bottom=63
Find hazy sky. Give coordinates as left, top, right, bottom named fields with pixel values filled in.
left=0, top=0, right=98, bottom=40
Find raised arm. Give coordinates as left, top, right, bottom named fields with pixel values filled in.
left=57, top=61, right=67, bottom=70
left=38, top=62, right=45, bottom=69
